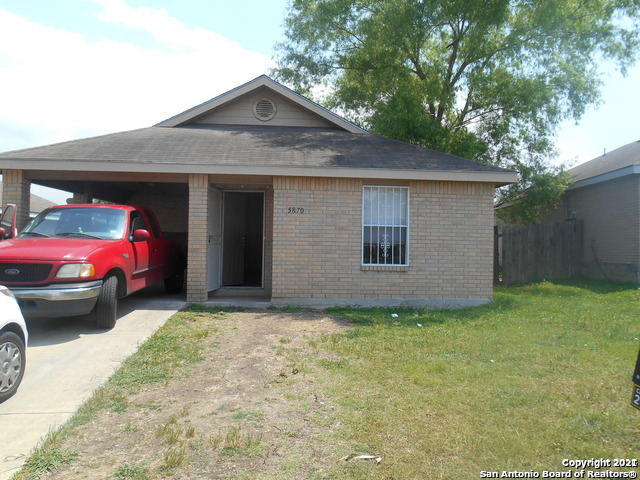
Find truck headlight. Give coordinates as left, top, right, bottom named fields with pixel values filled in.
left=56, top=263, right=96, bottom=279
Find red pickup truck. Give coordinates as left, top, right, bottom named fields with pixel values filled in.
left=0, top=204, right=185, bottom=328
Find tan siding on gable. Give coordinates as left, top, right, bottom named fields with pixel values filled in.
left=194, top=89, right=336, bottom=128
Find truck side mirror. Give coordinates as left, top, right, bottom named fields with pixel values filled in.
left=0, top=204, right=17, bottom=240
left=131, top=229, right=151, bottom=241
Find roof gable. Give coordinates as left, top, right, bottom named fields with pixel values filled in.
left=156, top=75, right=365, bottom=133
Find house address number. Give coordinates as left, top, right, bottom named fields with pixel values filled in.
left=287, top=207, right=305, bottom=214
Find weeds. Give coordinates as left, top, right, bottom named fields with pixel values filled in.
left=159, top=446, right=186, bottom=472
left=16, top=448, right=77, bottom=479
left=112, top=464, right=151, bottom=480
left=209, top=426, right=265, bottom=457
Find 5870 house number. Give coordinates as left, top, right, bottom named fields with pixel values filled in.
left=287, top=207, right=305, bottom=214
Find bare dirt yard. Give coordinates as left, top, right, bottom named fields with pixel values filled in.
left=34, top=309, right=355, bottom=480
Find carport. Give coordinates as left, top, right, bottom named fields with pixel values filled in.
left=0, top=168, right=274, bottom=304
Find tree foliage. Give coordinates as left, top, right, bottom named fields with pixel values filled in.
left=274, top=0, right=640, bottom=223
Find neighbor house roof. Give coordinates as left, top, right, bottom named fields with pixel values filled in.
left=569, top=139, right=640, bottom=188
left=0, top=183, right=55, bottom=214
left=0, top=75, right=517, bottom=185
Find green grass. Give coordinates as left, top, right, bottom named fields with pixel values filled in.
left=320, top=281, right=640, bottom=479
left=11, top=281, right=639, bottom=480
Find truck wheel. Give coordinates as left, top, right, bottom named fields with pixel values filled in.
left=164, top=268, right=185, bottom=294
left=94, top=275, right=118, bottom=329
left=0, top=332, right=25, bottom=403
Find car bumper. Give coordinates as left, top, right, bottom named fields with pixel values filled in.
left=12, top=281, right=102, bottom=318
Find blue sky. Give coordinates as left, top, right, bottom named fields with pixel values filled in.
left=0, top=0, right=638, bottom=202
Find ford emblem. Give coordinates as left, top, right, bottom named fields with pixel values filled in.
left=4, top=268, right=20, bottom=276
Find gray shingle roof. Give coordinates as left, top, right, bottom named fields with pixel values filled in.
left=0, top=124, right=512, bottom=176
left=570, top=139, right=640, bottom=183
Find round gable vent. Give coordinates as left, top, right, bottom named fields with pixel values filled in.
left=253, top=98, right=277, bottom=121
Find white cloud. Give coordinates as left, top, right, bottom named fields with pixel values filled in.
left=90, top=0, right=236, bottom=52
left=0, top=2, right=274, bottom=153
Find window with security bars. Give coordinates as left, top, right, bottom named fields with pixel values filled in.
left=362, top=186, right=409, bottom=265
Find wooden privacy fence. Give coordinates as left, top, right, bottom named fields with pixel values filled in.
left=495, top=220, right=583, bottom=284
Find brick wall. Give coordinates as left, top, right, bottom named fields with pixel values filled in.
left=271, top=177, right=495, bottom=307
left=2, top=169, right=31, bottom=231
left=187, top=175, right=209, bottom=302
left=126, top=191, right=189, bottom=234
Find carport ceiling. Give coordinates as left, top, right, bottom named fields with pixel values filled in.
left=30, top=173, right=188, bottom=204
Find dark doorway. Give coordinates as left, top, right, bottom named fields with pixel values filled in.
left=221, top=192, right=264, bottom=287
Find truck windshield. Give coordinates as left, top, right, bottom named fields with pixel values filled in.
left=20, top=208, right=127, bottom=240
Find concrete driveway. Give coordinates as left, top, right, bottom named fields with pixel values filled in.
left=0, top=288, right=186, bottom=480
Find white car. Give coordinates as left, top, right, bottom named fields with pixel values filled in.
left=0, top=285, right=28, bottom=403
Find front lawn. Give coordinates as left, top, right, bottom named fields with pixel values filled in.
left=13, top=281, right=638, bottom=480
left=321, top=281, right=639, bottom=479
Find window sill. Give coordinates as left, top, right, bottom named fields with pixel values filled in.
left=361, top=265, right=410, bottom=272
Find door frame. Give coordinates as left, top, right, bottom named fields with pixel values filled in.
left=221, top=190, right=266, bottom=289
left=207, top=186, right=223, bottom=292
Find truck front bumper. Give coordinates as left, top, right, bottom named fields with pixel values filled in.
left=12, top=280, right=102, bottom=318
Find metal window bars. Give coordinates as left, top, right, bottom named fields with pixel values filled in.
left=362, top=186, right=408, bottom=265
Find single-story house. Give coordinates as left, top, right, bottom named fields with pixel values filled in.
left=0, top=75, right=517, bottom=307
left=541, top=140, right=640, bottom=283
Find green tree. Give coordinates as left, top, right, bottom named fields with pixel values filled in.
left=274, top=0, right=639, bottom=223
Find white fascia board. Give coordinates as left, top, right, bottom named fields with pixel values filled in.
left=1, top=159, right=518, bottom=185
left=155, top=75, right=365, bottom=133
left=569, top=165, right=640, bottom=189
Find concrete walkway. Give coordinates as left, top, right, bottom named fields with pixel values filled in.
left=0, top=291, right=187, bottom=480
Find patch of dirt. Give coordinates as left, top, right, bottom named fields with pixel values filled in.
left=46, top=310, right=353, bottom=479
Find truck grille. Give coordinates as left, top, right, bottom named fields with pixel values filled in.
left=0, top=263, right=53, bottom=283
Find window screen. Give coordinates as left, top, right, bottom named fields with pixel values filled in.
left=362, top=186, right=409, bottom=265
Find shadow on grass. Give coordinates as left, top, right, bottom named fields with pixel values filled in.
left=498, top=279, right=638, bottom=295
left=182, top=304, right=246, bottom=314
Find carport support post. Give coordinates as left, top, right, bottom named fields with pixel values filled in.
left=2, top=169, right=31, bottom=231
left=187, top=174, right=210, bottom=303
left=72, top=185, right=93, bottom=204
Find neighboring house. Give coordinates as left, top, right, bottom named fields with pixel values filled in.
left=0, top=183, right=55, bottom=218
left=541, top=140, right=640, bottom=283
left=0, top=75, right=517, bottom=307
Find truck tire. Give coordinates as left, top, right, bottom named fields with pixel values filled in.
left=94, top=275, right=118, bottom=329
left=0, top=332, right=26, bottom=403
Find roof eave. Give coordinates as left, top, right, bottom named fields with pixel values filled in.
left=569, top=164, right=640, bottom=189
left=0, top=159, right=517, bottom=185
